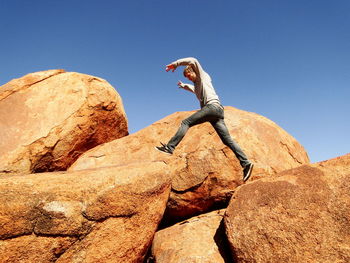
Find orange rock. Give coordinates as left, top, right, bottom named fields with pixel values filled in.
left=224, top=153, right=350, bottom=263
left=0, top=235, right=76, bottom=263
left=151, top=209, right=232, bottom=263
left=70, top=107, right=309, bottom=221
left=0, top=162, right=171, bottom=263
left=0, top=70, right=128, bottom=175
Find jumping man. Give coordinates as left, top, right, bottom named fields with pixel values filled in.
left=155, top=57, right=254, bottom=182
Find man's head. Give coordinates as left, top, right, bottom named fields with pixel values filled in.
left=183, top=65, right=197, bottom=82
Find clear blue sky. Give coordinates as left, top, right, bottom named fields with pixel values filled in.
left=1, top=0, right=349, bottom=163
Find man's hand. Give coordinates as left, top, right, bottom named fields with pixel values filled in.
left=177, top=81, right=184, bottom=89
left=166, top=64, right=176, bottom=72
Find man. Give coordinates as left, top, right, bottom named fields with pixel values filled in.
left=155, top=57, right=254, bottom=182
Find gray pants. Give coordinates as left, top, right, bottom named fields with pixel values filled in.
left=167, top=103, right=250, bottom=167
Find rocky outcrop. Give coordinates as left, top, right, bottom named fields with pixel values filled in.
left=6, top=69, right=345, bottom=263
left=0, top=162, right=171, bottom=263
left=0, top=70, right=128, bottom=175
left=224, top=153, right=350, bottom=263
left=70, top=107, right=309, bottom=220
left=151, top=209, right=232, bottom=263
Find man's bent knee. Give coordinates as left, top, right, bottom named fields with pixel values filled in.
left=181, top=119, right=191, bottom=127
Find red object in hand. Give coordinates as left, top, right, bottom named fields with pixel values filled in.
left=166, top=64, right=175, bottom=72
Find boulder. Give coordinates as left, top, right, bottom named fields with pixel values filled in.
left=0, top=235, right=76, bottom=263
left=0, top=162, right=171, bottom=263
left=224, top=153, right=350, bottom=263
left=0, top=70, right=128, bottom=175
left=70, top=107, right=309, bottom=221
left=151, top=209, right=232, bottom=263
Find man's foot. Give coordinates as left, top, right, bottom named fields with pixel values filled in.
left=243, top=163, right=254, bottom=182
left=155, top=142, right=173, bottom=155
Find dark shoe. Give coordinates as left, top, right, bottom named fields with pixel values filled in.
left=155, top=142, right=173, bottom=155
left=243, top=163, right=254, bottom=182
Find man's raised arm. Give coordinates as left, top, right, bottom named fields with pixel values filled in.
left=166, top=57, right=203, bottom=76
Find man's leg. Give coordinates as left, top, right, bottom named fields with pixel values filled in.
left=211, top=117, right=253, bottom=181
left=211, top=118, right=250, bottom=168
left=166, top=105, right=214, bottom=152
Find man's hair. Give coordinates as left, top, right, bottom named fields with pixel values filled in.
left=183, top=65, right=195, bottom=78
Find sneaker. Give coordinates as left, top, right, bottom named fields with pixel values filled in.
left=243, top=163, right=254, bottom=182
left=155, top=142, right=173, bottom=155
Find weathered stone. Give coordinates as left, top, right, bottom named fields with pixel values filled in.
left=0, top=162, right=171, bottom=263
left=0, top=70, right=128, bottom=175
left=151, top=209, right=232, bottom=263
left=224, top=153, right=350, bottom=263
left=0, top=235, right=76, bottom=263
left=70, top=107, right=309, bottom=221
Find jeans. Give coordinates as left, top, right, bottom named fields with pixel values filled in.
left=167, top=103, right=250, bottom=167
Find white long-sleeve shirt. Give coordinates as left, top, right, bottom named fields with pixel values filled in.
left=171, top=57, right=220, bottom=108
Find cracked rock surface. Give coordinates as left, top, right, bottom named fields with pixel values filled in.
left=224, top=153, right=350, bottom=263
left=0, top=70, right=128, bottom=175
left=151, top=209, right=232, bottom=263
left=0, top=162, right=171, bottom=263
left=69, top=107, right=309, bottom=221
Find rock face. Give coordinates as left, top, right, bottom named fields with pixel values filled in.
left=151, top=209, right=232, bottom=263
left=0, top=70, right=128, bottom=175
left=224, top=153, right=350, bottom=263
left=0, top=162, right=171, bottom=263
left=70, top=107, right=309, bottom=220
left=0, top=235, right=76, bottom=263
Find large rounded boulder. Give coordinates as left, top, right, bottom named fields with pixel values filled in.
left=0, top=162, right=171, bottom=263
left=0, top=70, right=128, bottom=175
left=224, top=154, right=350, bottom=263
left=70, top=107, right=309, bottom=221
